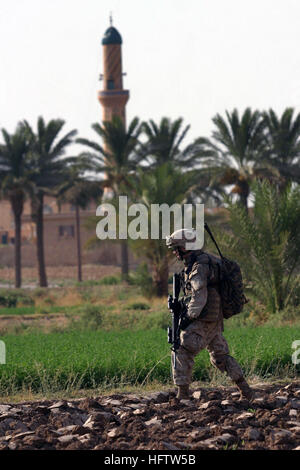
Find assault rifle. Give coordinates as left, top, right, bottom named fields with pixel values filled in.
left=167, top=273, right=188, bottom=370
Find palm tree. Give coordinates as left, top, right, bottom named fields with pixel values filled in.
left=127, top=163, right=197, bottom=296
left=218, top=180, right=300, bottom=313
left=262, top=108, right=300, bottom=186
left=204, top=108, right=267, bottom=211
left=57, top=169, right=103, bottom=282
left=24, top=117, right=77, bottom=287
left=141, top=117, right=206, bottom=169
left=76, top=115, right=142, bottom=280
left=0, top=123, right=32, bottom=287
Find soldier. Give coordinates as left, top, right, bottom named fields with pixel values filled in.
left=166, top=228, right=254, bottom=401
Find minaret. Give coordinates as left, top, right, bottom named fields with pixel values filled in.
left=98, top=17, right=129, bottom=126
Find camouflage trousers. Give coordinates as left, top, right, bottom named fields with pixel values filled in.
left=172, top=317, right=244, bottom=386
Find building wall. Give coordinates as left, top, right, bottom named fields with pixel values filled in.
left=0, top=201, right=12, bottom=244
left=0, top=204, right=137, bottom=268
left=41, top=211, right=120, bottom=266
left=0, top=242, right=137, bottom=268
left=0, top=196, right=85, bottom=243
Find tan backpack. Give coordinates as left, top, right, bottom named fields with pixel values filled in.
left=204, top=223, right=248, bottom=319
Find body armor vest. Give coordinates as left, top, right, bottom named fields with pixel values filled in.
left=181, top=251, right=222, bottom=320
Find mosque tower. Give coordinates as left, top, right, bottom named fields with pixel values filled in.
left=98, top=17, right=129, bottom=125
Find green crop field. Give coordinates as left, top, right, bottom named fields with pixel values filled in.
left=0, top=305, right=80, bottom=316
left=0, top=325, right=299, bottom=396
left=0, top=307, right=35, bottom=316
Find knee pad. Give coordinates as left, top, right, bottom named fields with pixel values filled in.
left=181, top=331, right=205, bottom=355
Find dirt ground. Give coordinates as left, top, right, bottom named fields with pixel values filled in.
left=0, top=381, right=299, bottom=450
left=0, top=264, right=121, bottom=284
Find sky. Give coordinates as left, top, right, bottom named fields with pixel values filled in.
left=0, top=0, right=300, bottom=154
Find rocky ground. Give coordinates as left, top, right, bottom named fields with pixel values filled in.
left=0, top=381, right=299, bottom=451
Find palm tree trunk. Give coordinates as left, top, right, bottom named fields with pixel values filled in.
left=152, top=258, right=169, bottom=297
left=121, top=240, right=129, bottom=280
left=240, top=193, right=248, bottom=212
left=35, top=194, right=48, bottom=287
left=13, top=211, right=22, bottom=289
left=10, top=196, right=24, bottom=289
left=238, top=180, right=249, bottom=213
left=75, top=205, right=82, bottom=282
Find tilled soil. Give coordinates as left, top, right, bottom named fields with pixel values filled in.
left=0, top=381, right=299, bottom=451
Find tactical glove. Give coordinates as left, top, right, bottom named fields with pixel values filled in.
left=179, top=311, right=193, bottom=330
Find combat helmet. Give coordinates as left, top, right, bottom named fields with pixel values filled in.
left=166, top=228, right=197, bottom=251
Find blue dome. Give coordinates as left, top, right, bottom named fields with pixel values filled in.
left=102, top=26, right=122, bottom=45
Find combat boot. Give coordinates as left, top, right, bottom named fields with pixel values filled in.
left=176, top=384, right=190, bottom=400
left=235, top=378, right=255, bottom=401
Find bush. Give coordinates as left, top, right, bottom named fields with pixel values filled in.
left=19, top=296, right=35, bottom=307
left=128, top=263, right=156, bottom=298
left=43, top=296, right=55, bottom=306
left=32, top=288, right=48, bottom=299
left=78, top=287, right=93, bottom=303
left=99, top=308, right=170, bottom=331
left=98, top=275, right=122, bottom=285
left=264, top=305, right=300, bottom=326
left=125, top=302, right=150, bottom=311
left=79, top=304, right=103, bottom=330
left=220, top=181, right=300, bottom=313
left=0, top=293, right=17, bottom=308
left=0, top=290, right=34, bottom=308
left=139, top=310, right=170, bottom=330
left=286, top=277, right=300, bottom=307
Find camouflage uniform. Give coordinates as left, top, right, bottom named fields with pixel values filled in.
left=172, top=250, right=245, bottom=386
